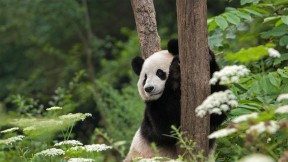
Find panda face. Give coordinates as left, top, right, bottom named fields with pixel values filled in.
left=132, top=50, right=174, bottom=101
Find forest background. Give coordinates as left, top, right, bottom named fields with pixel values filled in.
left=0, top=0, right=288, bottom=161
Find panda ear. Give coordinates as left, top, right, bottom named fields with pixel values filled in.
left=167, top=39, right=179, bottom=55
left=131, top=56, right=144, bottom=76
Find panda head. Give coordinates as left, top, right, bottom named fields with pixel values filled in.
left=131, top=39, right=180, bottom=101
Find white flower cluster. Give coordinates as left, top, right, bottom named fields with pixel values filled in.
left=54, top=140, right=83, bottom=147
left=239, top=154, right=275, bottom=162
left=59, top=113, right=92, bottom=122
left=0, top=135, right=25, bottom=145
left=275, top=105, right=288, bottom=114
left=46, top=106, right=63, bottom=111
left=195, top=90, right=237, bottom=118
left=277, top=93, right=288, bottom=102
left=0, top=127, right=19, bottom=133
left=68, top=144, right=112, bottom=153
left=23, top=126, right=36, bottom=131
left=13, top=118, right=63, bottom=131
left=85, top=144, right=112, bottom=152
left=246, top=120, right=279, bottom=135
left=232, top=113, right=258, bottom=123
left=208, top=128, right=237, bottom=139
left=209, top=65, right=250, bottom=85
left=69, top=146, right=85, bottom=151
left=268, top=48, right=281, bottom=58
left=12, top=118, right=37, bottom=127
left=68, top=158, right=94, bottom=162
left=35, top=148, right=65, bottom=157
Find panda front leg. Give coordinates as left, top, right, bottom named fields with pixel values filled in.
left=124, top=128, right=178, bottom=161
left=124, top=128, right=155, bottom=162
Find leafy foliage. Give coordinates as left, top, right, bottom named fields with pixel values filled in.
left=1, top=0, right=288, bottom=161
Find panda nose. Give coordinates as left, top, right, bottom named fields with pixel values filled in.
left=145, top=86, right=154, bottom=93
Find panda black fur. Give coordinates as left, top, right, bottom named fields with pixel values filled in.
left=124, top=39, right=226, bottom=161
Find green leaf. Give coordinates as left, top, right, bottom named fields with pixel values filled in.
left=243, top=8, right=263, bottom=17
left=275, top=19, right=284, bottom=27
left=237, top=104, right=260, bottom=111
left=245, top=80, right=261, bottom=98
left=215, top=16, right=228, bottom=30
left=234, top=10, right=252, bottom=21
left=230, top=108, right=253, bottom=116
left=259, top=76, right=271, bottom=94
left=261, top=24, right=287, bottom=38
left=278, top=69, right=288, bottom=78
left=274, top=0, right=288, bottom=5
left=263, top=16, right=281, bottom=23
left=280, top=36, right=288, bottom=46
left=240, top=0, right=260, bottom=5
left=280, top=83, right=288, bottom=93
left=281, top=16, right=288, bottom=25
left=273, top=53, right=288, bottom=66
left=208, top=19, right=218, bottom=32
left=268, top=73, right=281, bottom=87
left=224, top=13, right=241, bottom=26
left=225, top=45, right=269, bottom=63
left=208, top=32, right=224, bottom=48
left=249, top=7, right=270, bottom=14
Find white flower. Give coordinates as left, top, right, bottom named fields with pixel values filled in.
left=231, top=76, right=239, bottom=83
left=277, top=93, right=288, bottom=101
left=195, top=90, right=237, bottom=117
left=69, top=146, right=85, bottom=151
left=275, top=105, right=288, bottom=114
left=35, top=148, right=65, bottom=157
left=232, top=113, right=258, bottom=123
left=209, top=78, right=218, bottom=85
left=210, top=65, right=250, bottom=85
left=246, top=121, right=279, bottom=135
left=54, top=140, right=83, bottom=147
left=0, top=135, right=25, bottom=145
left=208, top=128, right=237, bottom=139
left=59, top=113, right=92, bottom=121
left=1, top=127, right=19, bottom=133
left=13, top=118, right=63, bottom=130
left=228, top=100, right=238, bottom=107
left=220, top=104, right=229, bottom=111
left=85, top=144, right=112, bottom=152
left=239, top=154, right=275, bottom=162
left=11, top=118, right=37, bottom=127
left=267, top=138, right=271, bottom=144
left=46, top=106, right=63, bottom=111
left=268, top=48, right=280, bottom=58
left=210, top=108, right=222, bottom=115
left=23, top=126, right=36, bottom=131
left=68, top=158, right=94, bottom=162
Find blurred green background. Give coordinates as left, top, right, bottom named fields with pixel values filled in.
left=0, top=0, right=240, bottom=161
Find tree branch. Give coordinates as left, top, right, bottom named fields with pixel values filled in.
left=82, top=0, right=96, bottom=82
left=130, top=0, right=161, bottom=58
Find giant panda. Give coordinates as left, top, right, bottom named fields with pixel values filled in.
left=124, top=39, right=227, bottom=161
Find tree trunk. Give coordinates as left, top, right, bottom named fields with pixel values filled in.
left=176, top=0, right=210, bottom=157
left=82, top=0, right=96, bottom=83
left=130, top=0, right=161, bottom=58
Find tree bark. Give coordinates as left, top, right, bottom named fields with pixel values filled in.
left=130, top=0, right=161, bottom=58
left=176, top=0, right=210, bottom=157
left=82, top=0, right=96, bottom=83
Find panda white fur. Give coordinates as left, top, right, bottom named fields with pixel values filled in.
left=124, top=39, right=227, bottom=161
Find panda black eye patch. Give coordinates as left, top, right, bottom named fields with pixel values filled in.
left=156, top=69, right=166, bottom=80
left=143, top=74, right=147, bottom=85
